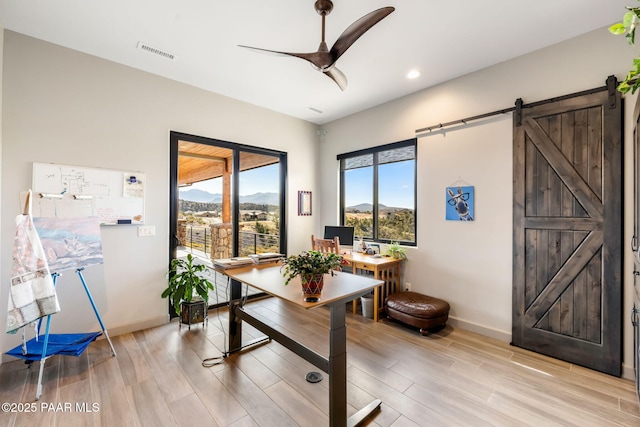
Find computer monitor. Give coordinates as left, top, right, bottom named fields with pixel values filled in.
left=323, top=225, right=355, bottom=246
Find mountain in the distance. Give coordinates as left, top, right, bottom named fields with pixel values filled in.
left=180, top=190, right=408, bottom=211
left=180, top=189, right=278, bottom=205
left=346, top=203, right=410, bottom=213
left=240, top=192, right=279, bottom=205
left=347, top=203, right=377, bottom=212
left=179, top=189, right=219, bottom=203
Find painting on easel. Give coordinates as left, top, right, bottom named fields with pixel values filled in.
left=32, top=216, right=103, bottom=272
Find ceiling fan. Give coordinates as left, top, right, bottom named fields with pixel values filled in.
left=239, top=0, right=395, bottom=91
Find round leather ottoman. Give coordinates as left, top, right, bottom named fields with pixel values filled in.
left=385, top=291, right=450, bottom=335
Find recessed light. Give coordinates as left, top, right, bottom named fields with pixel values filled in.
left=407, top=69, right=420, bottom=79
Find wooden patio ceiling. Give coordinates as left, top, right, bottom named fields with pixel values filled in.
left=178, top=140, right=278, bottom=186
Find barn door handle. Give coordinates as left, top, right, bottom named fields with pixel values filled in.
left=633, top=270, right=639, bottom=326
left=631, top=236, right=638, bottom=252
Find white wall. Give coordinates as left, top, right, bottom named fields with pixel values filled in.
left=0, top=31, right=319, bottom=360
left=320, top=26, right=639, bottom=378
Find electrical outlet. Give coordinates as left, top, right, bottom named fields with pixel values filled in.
left=404, top=282, right=411, bottom=292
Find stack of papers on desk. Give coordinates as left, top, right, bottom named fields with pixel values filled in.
left=213, top=257, right=254, bottom=269
left=248, top=253, right=284, bottom=264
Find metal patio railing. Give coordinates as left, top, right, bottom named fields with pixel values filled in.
left=182, top=224, right=280, bottom=257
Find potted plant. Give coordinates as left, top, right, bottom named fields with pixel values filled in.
left=610, top=2, right=640, bottom=93
left=281, top=250, right=345, bottom=301
left=162, top=254, right=214, bottom=327
left=385, top=241, right=407, bottom=260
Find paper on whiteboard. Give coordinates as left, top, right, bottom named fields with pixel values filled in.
left=32, top=163, right=145, bottom=225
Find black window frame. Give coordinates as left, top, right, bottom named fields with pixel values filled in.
left=338, top=138, right=417, bottom=246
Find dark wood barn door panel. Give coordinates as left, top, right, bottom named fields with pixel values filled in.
left=512, top=85, right=623, bottom=376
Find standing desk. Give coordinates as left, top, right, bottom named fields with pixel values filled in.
left=342, top=253, right=403, bottom=322
left=220, top=263, right=383, bottom=427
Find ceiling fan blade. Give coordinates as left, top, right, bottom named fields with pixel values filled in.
left=324, top=67, right=348, bottom=91
left=239, top=45, right=331, bottom=69
left=329, top=7, right=395, bottom=64
left=238, top=44, right=294, bottom=58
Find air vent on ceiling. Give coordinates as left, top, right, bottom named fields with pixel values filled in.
left=309, top=107, right=323, bottom=114
left=137, top=42, right=176, bottom=60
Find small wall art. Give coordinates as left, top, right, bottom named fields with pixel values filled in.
left=298, top=191, right=312, bottom=216
left=446, top=186, right=474, bottom=221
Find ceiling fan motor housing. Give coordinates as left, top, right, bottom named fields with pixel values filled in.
left=315, top=0, right=333, bottom=16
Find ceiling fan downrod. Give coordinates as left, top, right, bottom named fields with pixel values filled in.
left=315, top=0, right=333, bottom=48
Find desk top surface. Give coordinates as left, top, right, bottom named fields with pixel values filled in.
left=342, top=252, right=403, bottom=266
left=219, top=263, right=383, bottom=309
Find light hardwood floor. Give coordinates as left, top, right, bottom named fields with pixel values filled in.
left=1, top=296, right=639, bottom=426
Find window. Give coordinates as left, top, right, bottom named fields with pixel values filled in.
left=338, top=139, right=416, bottom=245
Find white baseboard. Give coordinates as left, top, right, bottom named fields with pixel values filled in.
left=105, top=315, right=169, bottom=338
left=448, top=316, right=636, bottom=381
left=621, top=362, right=635, bottom=381
left=447, top=316, right=512, bottom=342
left=0, top=315, right=170, bottom=364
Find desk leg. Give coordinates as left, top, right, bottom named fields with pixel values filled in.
left=330, top=302, right=382, bottom=426
left=329, top=302, right=347, bottom=426
left=228, top=278, right=243, bottom=353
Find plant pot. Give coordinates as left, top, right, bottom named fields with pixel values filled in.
left=180, top=299, right=207, bottom=329
left=301, top=273, right=324, bottom=302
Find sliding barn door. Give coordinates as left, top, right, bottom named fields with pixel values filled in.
left=512, top=81, right=623, bottom=376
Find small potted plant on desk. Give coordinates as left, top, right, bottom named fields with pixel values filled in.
left=385, top=241, right=407, bottom=260
left=162, top=254, right=214, bottom=329
left=281, top=250, right=345, bottom=302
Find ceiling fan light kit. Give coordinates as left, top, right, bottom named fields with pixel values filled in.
left=239, top=0, right=395, bottom=91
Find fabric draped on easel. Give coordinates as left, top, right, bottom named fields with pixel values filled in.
left=6, top=214, right=60, bottom=334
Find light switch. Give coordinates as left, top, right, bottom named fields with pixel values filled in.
left=137, top=226, right=156, bottom=237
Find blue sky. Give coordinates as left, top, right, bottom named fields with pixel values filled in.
left=346, top=161, right=414, bottom=209
left=180, top=163, right=279, bottom=196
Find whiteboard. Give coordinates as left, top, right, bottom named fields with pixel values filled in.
left=32, top=162, right=145, bottom=225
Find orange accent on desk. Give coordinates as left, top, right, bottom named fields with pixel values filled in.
left=341, top=252, right=403, bottom=321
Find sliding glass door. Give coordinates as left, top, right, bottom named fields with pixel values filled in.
left=237, top=151, right=283, bottom=255
left=169, top=132, right=286, bottom=311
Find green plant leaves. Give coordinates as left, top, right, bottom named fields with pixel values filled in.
left=610, top=23, right=627, bottom=35
left=162, top=253, right=214, bottom=314
left=611, top=4, right=640, bottom=93
left=281, top=250, right=343, bottom=286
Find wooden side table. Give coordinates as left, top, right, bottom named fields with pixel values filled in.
left=342, top=252, right=403, bottom=321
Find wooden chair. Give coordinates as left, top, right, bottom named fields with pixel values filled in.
left=311, top=235, right=341, bottom=254
left=312, top=235, right=365, bottom=314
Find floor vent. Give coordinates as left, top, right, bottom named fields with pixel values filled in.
left=137, top=42, right=176, bottom=60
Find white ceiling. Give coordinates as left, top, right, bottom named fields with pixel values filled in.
left=0, top=0, right=632, bottom=124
